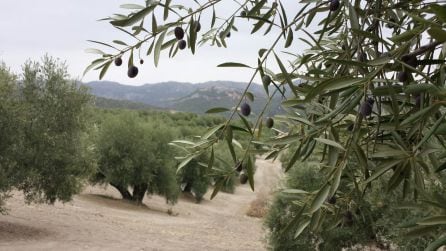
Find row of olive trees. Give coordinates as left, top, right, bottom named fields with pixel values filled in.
left=91, top=109, right=246, bottom=204
left=0, top=56, right=95, bottom=213
left=0, top=57, right=244, bottom=212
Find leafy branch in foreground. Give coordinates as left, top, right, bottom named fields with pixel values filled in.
left=88, top=0, right=446, bottom=249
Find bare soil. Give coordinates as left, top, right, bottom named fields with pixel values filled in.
left=0, top=158, right=282, bottom=251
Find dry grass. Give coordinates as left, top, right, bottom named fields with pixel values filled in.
left=246, top=195, right=269, bottom=218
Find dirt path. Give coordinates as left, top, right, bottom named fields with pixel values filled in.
left=0, top=157, right=282, bottom=251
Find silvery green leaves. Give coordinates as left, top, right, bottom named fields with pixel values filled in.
left=85, top=1, right=197, bottom=79
left=87, top=0, right=446, bottom=247
left=247, top=0, right=446, bottom=245
left=85, top=0, right=293, bottom=80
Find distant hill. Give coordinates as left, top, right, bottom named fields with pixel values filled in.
left=84, top=80, right=285, bottom=115
left=93, top=96, right=160, bottom=110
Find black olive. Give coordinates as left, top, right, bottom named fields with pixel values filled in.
left=174, top=27, right=185, bottom=40
left=194, top=21, right=201, bottom=32
left=330, top=0, right=340, bottom=11
left=401, top=54, right=417, bottom=68
left=235, top=161, right=243, bottom=172
left=240, top=102, right=251, bottom=116
left=397, top=71, right=410, bottom=83
left=240, top=173, right=248, bottom=184
left=360, top=98, right=374, bottom=117
left=266, top=117, right=274, bottom=128
left=127, top=66, right=139, bottom=78
left=178, top=40, right=187, bottom=50
left=358, top=52, right=367, bottom=62
left=114, top=57, right=122, bottom=66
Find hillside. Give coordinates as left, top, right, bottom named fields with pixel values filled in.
left=93, top=96, right=161, bottom=110
left=84, top=81, right=285, bottom=115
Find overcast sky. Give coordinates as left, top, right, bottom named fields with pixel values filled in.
left=0, top=1, right=303, bottom=85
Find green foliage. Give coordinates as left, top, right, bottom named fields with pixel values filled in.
left=92, top=107, right=240, bottom=203
left=0, top=57, right=94, bottom=211
left=90, top=0, right=446, bottom=248
left=209, top=143, right=240, bottom=194
left=93, top=96, right=155, bottom=110
left=169, top=113, right=240, bottom=201
left=178, top=155, right=210, bottom=202
left=265, top=161, right=324, bottom=251
left=271, top=152, right=446, bottom=250
left=0, top=63, right=20, bottom=213
left=94, top=111, right=179, bottom=204
left=266, top=161, right=377, bottom=250
left=17, top=56, right=95, bottom=203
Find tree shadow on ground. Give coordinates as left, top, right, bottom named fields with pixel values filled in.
left=78, top=194, right=175, bottom=216
left=0, top=220, right=53, bottom=241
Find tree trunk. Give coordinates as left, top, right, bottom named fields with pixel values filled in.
left=110, top=182, right=132, bottom=200
left=132, top=183, right=148, bottom=204
left=183, top=182, right=192, bottom=193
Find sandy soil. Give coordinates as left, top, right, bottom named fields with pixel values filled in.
left=0, top=158, right=282, bottom=251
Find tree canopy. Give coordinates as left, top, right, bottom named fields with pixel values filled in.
left=93, top=112, right=179, bottom=204
left=0, top=56, right=94, bottom=212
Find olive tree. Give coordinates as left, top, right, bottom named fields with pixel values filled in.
left=0, top=64, right=21, bottom=213
left=18, top=56, right=95, bottom=203
left=87, top=1, right=446, bottom=249
left=0, top=56, right=94, bottom=212
left=94, top=112, right=179, bottom=204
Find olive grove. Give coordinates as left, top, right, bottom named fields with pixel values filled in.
left=87, top=0, right=446, bottom=249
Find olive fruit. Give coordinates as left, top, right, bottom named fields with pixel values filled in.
left=328, top=196, right=337, bottom=204
left=266, top=117, right=274, bottom=128
left=178, top=39, right=187, bottom=50
left=360, top=98, right=374, bottom=117
left=347, top=123, right=354, bottom=132
left=194, top=21, right=201, bottom=32
left=330, top=0, right=340, bottom=11
left=127, top=65, right=139, bottom=78
left=358, top=52, right=367, bottom=62
left=240, top=173, right=248, bottom=184
left=240, top=102, right=251, bottom=116
left=235, top=161, right=243, bottom=172
left=174, top=27, right=184, bottom=40
left=343, top=211, right=354, bottom=226
left=415, top=94, right=421, bottom=108
left=114, top=57, right=123, bottom=66
left=343, top=211, right=354, bottom=227
left=240, top=10, right=247, bottom=17
left=397, top=71, right=409, bottom=82
left=226, top=31, right=231, bottom=38
left=401, top=54, right=417, bottom=67
left=139, top=59, right=144, bottom=65
left=262, top=75, right=271, bottom=86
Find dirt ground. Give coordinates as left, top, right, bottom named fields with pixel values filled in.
left=0, top=158, right=283, bottom=251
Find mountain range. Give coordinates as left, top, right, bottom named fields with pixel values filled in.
left=84, top=80, right=285, bottom=115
